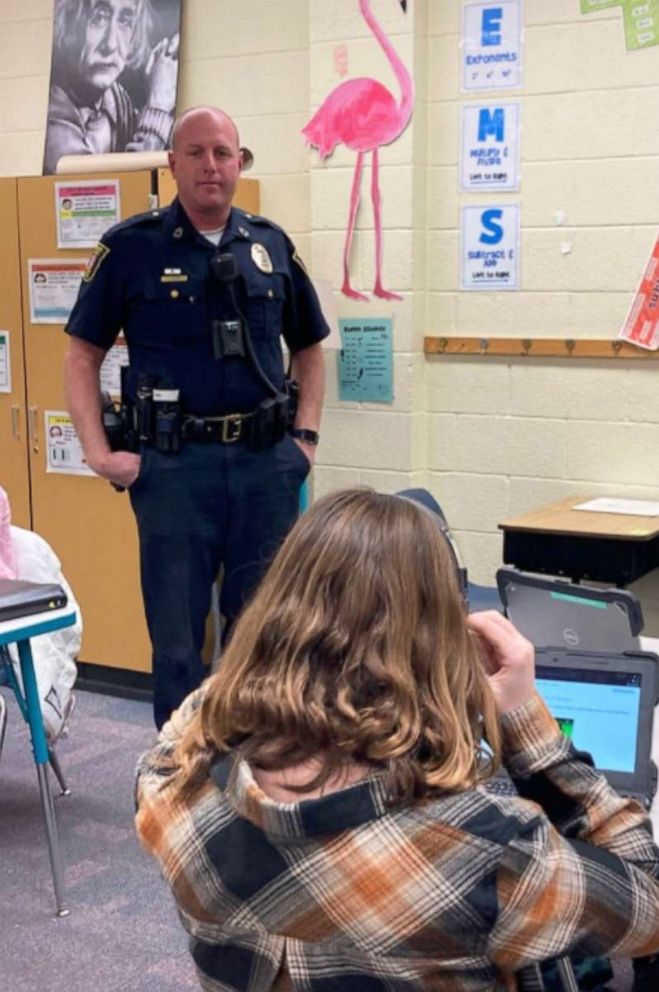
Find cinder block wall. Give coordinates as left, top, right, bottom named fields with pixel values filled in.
left=308, top=0, right=428, bottom=499
left=426, top=1, right=659, bottom=631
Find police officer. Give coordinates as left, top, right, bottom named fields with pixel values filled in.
left=64, top=106, right=328, bottom=727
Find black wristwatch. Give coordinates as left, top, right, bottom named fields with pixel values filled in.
left=290, top=428, right=320, bottom=446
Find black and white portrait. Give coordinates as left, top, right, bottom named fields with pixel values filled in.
left=43, top=0, right=181, bottom=175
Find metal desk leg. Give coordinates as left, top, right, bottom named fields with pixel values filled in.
left=48, top=748, right=70, bottom=796
left=16, top=638, right=70, bottom=917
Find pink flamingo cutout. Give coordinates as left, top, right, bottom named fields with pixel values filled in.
left=303, top=0, right=414, bottom=301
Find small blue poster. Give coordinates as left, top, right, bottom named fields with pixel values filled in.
left=338, top=318, right=393, bottom=403
left=461, top=1, right=523, bottom=91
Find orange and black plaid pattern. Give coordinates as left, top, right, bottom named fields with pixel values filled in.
left=136, top=690, right=659, bottom=991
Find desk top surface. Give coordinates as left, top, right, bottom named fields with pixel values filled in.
left=0, top=606, right=77, bottom=643
left=499, top=496, right=659, bottom=541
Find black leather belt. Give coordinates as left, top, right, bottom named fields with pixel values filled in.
left=180, top=412, right=255, bottom=443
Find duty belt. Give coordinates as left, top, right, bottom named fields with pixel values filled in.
left=180, top=412, right=255, bottom=443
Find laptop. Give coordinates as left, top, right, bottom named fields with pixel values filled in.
left=0, top=579, right=68, bottom=622
left=496, top=567, right=643, bottom=652
left=488, top=647, right=658, bottom=809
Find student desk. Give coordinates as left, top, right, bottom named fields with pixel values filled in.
left=0, top=605, right=77, bottom=916
left=499, top=496, right=659, bottom=586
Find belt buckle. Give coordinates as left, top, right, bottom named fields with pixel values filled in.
left=222, top=414, right=242, bottom=443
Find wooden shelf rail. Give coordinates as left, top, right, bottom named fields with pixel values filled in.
left=424, top=336, right=659, bottom=360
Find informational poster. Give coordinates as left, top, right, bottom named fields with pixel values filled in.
left=43, top=0, right=181, bottom=174
left=619, top=233, right=659, bottom=349
left=0, top=331, right=10, bottom=393
left=460, top=204, right=520, bottom=291
left=461, top=1, right=523, bottom=91
left=338, top=318, right=393, bottom=403
left=45, top=411, right=95, bottom=476
left=623, top=0, right=659, bottom=50
left=28, top=258, right=86, bottom=325
left=55, top=180, right=120, bottom=249
left=460, top=102, right=520, bottom=191
left=100, top=337, right=129, bottom=397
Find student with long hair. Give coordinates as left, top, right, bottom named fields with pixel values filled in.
left=136, top=488, right=659, bottom=991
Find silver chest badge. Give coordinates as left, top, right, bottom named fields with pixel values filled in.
left=251, top=243, right=273, bottom=274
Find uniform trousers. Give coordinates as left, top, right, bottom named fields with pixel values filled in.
left=129, top=434, right=310, bottom=728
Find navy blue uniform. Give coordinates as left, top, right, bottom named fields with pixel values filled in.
left=66, top=199, right=329, bottom=726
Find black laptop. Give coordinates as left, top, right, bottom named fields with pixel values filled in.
left=0, top=579, right=68, bottom=622
left=488, top=647, right=658, bottom=809
left=496, top=567, right=643, bottom=652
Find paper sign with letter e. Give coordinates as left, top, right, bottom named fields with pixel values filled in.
left=619, top=235, right=659, bottom=350
left=461, top=1, right=523, bottom=92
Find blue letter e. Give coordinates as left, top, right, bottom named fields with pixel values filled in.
left=479, top=209, right=504, bottom=245
left=482, top=7, right=503, bottom=46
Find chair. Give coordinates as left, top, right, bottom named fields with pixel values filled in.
left=0, top=606, right=77, bottom=916
left=395, top=488, right=503, bottom=613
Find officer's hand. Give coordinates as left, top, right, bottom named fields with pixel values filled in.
left=467, top=611, right=536, bottom=715
left=293, top=438, right=316, bottom=467
left=92, top=451, right=142, bottom=490
left=145, top=34, right=179, bottom=112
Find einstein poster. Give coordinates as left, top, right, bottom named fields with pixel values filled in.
left=43, top=0, right=181, bottom=175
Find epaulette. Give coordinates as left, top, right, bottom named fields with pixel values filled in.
left=235, top=208, right=284, bottom=236
left=105, top=207, right=166, bottom=239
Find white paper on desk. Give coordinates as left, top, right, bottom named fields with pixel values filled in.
left=574, top=497, right=659, bottom=517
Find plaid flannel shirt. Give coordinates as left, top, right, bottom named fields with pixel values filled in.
left=135, top=690, right=659, bottom=991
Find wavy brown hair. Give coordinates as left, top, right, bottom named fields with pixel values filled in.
left=172, top=488, right=501, bottom=804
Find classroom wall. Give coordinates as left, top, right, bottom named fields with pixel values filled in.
left=1, top=1, right=659, bottom=629
left=425, top=1, right=659, bottom=631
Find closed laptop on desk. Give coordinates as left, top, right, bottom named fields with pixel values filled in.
left=0, top=579, right=68, bottom=622
left=496, top=567, right=643, bottom=652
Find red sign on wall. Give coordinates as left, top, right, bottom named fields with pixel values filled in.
left=619, top=234, right=659, bottom=350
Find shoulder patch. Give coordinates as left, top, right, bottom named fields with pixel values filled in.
left=83, top=242, right=110, bottom=282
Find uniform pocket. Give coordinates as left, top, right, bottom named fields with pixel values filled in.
left=131, top=278, right=208, bottom=347
left=128, top=446, right=151, bottom=492
left=243, top=273, right=286, bottom=339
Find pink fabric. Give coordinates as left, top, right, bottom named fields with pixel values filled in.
left=0, top=486, right=18, bottom=579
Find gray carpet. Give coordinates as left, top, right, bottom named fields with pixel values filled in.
left=0, top=687, right=198, bottom=992
left=0, top=687, right=637, bottom=991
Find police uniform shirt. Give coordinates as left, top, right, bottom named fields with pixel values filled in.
left=65, top=199, right=330, bottom=416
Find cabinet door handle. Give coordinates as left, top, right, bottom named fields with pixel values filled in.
left=28, top=406, right=39, bottom=454
left=10, top=404, right=21, bottom=441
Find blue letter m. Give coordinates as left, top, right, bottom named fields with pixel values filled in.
left=478, top=107, right=505, bottom=142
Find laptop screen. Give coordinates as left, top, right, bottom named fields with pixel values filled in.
left=536, top=664, right=641, bottom=774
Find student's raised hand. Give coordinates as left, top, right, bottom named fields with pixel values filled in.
left=467, top=610, right=536, bottom=715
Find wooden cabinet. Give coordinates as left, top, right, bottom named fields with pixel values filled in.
left=8, top=169, right=260, bottom=673
left=0, top=179, right=31, bottom=529
left=17, top=171, right=154, bottom=671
